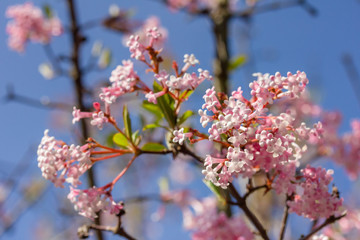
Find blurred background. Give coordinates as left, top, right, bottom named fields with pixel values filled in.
left=1, top=0, right=360, bottom=239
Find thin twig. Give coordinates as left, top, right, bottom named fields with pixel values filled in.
left=79, top=209, right=136, bottom=240
left=342, top=53, right=360, bottom=108
left=299, top=214, right=346, bottom=240
left=43, top=44, right=64, bottom=75
left=3, top=85, right=72, bottom=111
left=243, top=184, right=268, bottom=200
left=228, top=184, right=270, bottom=240
left=234, top=0, right=318, bottom=19
left=279, top=196, right=290, bottom=240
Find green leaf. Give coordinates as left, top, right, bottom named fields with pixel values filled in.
left=123, top=105, right=132, bottom=138
left=158, top=177, right=169, bottom=194
left=143, top=123, right=161, bottom=131
left=113, top=132, right=129, bottom=148
left=228, top=55, right=247, bottom=72
left=141, top=142, right=167, bottom=152
left=43, top=5, right=53, bottom=19
left=98, top=48, right=112, bottom=69
left=153, top=81, right=176, bottom=128
left=132, top=130, right=141, bottom=146
left=180, top=90, right=194, bottom=100
left=142, top=101, right=163, bottom=120
left=177, top=110, right=194, bottom=126
left=203, top=180, right=226, bottom=205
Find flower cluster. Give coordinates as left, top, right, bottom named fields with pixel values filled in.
left=37, top=130, right=91, bottom=188
left=182, top=197, right=254, bottom=240
left=201, top=71, right=313, bottom=188
left=6, top=2, right=63, bottom=52
left=100, top=18, right=212, bottom=107
left=68, top=187, right=122, bottom=219
left=287, top=165, right=343, bottom=219
left=99, top=60, right=139, bottom=104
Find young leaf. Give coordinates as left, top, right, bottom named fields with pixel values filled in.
left=143, top=123, right=161, bottom=131
left=228, top=54, right=247, bottom=72
left=43, top=5, right=53, bottom=19
left=203, top=180, right=226, bottom=205
left=132, top=130, right=141, bottom=146
left=180, top=90, right=194, bottom=100
left=123, top=105, right=132, bottom=137
left=142, top=101, right=163, bottom=120
left=113, top=132, right=129, bottom=148
left=177, top=110, right=194, bottom=126
left=153, top=81, right=176, bottom=128
left=141, top=142, right=167, bottom=152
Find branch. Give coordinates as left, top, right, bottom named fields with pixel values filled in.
left=233, top=0, right=318, bottom=19
left=243, top=184, right=269, bottom=200
left=78, top=209, right=136, bottom=240
left=228, top=184, right=270, bottom=240
left=279, top=196, right=291, bottom=240
left=210, top=0, right=231, bottom=94
left=43, top=44, right=65, bottom=76
left=65, top=0, right=103, bottom=239
left=3, top=85, right=72, bottom=111
left=342, top=53, right=360, bottom=108
left=299, top=214, right=346, bottom=240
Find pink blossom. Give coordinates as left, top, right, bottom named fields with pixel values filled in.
left=68, top=187, right=122, bottom=219
left=199, top=72, right=325, bottom=187
left=173, top=128, right=193, bottom=145
left=183, top=197, right=254, bottom=240
left=287, top=165, right=343, bottom=220
left=165, top=68, right=212, bottom=91
left=6, top=2, right=63, bottom=52
left=126, top=35, right=146, bottom=60
left=72, top=107, right=92, bottom=124
left=37, top=130, right=91, bottom=188
left=182, top=54, right=200, bottom=72
left=90, top=111, right=108, bottom=130
left=100, top=60, right=139, bottom=104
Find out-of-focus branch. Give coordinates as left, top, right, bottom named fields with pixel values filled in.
left=211, top=0, right=231, bottom=94
left=65, top=0, right=103, bottom=239
left=279, top=196, right=291, bottom=240
left=0, top=181, right=49, bottom=237
left=78, top=209, right=136, bottom=240
left=299, top=214, right=346, bottom=240
left=228, top=183, right=270, bottom=240
left=43, top=44, right=65, bottom=76
left=342, top=54, right=360, bottom=108
left=3, top=85, right=71, bottom=111
left=234, top=0, right=318, bottom=18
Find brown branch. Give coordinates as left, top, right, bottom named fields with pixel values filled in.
left=3, top=85, right=71, bottom=111
left=243, top=184, right=268, bottom=200
left=210, top=0, right=231, bottom=94
left=78, top=209, right=136, bottom=240
left=279, top=196, right=290, bottom=240
left=342, top=53, right=360, bottom=108
left=228, top=184, right=270, bottom=240
left=43, top=44, right=64, bottom=76
left=65, top=0, right=102, bottom=239
left=299, top=214, right=346, bottom=240
left=234, top=0, right=318, bottom=19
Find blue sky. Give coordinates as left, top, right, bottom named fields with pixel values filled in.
left=1, top=0, right=360, bottom=239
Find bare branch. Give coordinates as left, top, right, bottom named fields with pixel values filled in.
left=233, top=0, right=318, bottom=19
left=78, top=209, right=136, bottom=240
left=279, top=196, right=291, bottom=240
left=342, top=53, right=360, bottom=108
left=228, top=183, right=270, bottom=240
left=3, top=85, right=72, bottom=111
left=299, top=214, right=346, bottom=240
